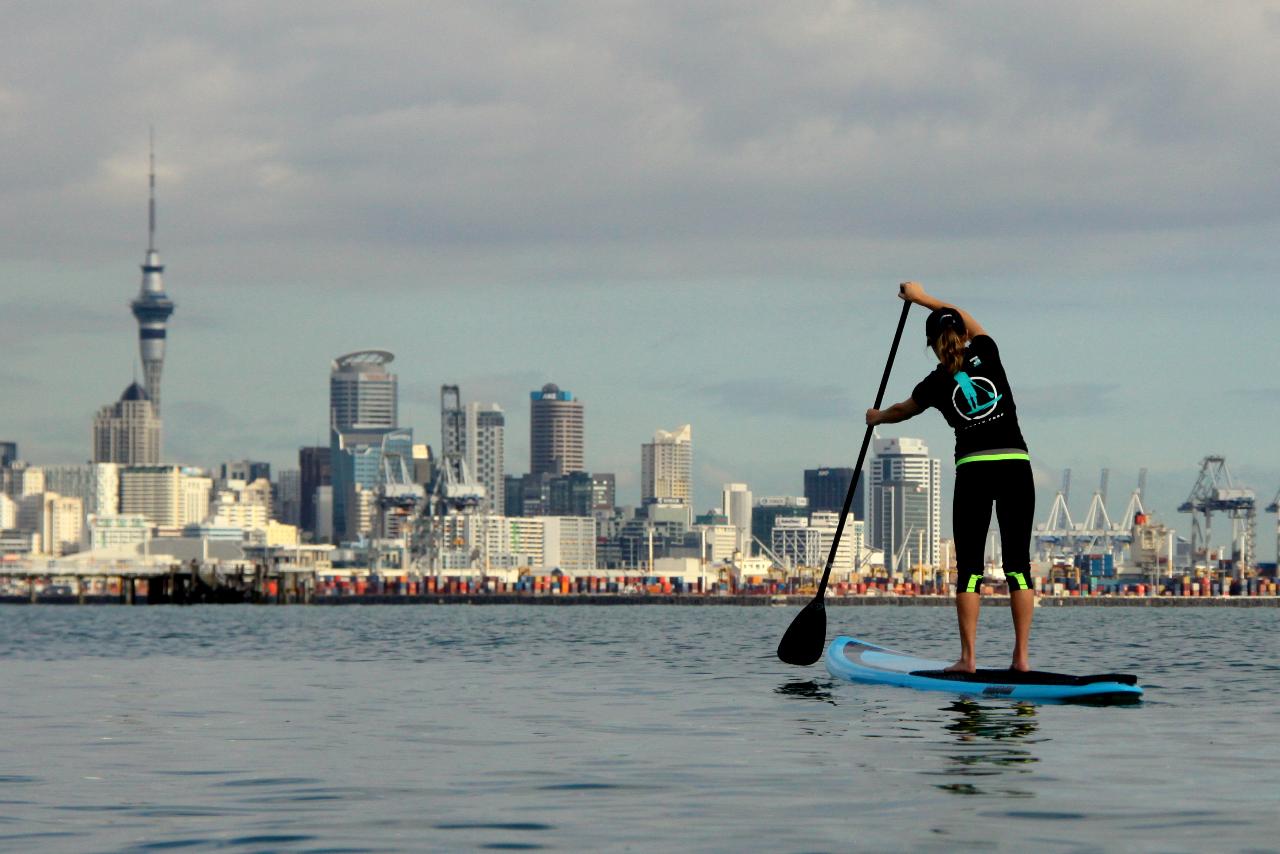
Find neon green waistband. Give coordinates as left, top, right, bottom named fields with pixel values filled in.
left=955, top=451, right=1031, bottom=466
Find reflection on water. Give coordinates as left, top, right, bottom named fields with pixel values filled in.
left=774, top=679, right=837, bottom=705
left=932, top=699, right=1041, bottom=798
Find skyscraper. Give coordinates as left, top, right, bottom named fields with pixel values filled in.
left=530, top=383, right=584, bottom=476
left=330, top=350, right=398, bottom=432
left=130, top=138, right=175, bottom=415
left=804, top=467, right=864, bottom=519
left=641, top=424, right=692, bottom=506
left=299, top=446, right=331, bottom=536
left=93, top=383, right=161, bottom=465
left=329, top=350, right=399, bottom=541
left=869, top=437, right=942, bottom=575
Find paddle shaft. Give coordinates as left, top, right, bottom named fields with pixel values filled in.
left=814, top=299, right=912, bottom=596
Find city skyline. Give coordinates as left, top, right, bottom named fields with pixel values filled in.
left=1, top=4, right=1278, bottom=553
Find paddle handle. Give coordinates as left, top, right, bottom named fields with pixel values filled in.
left=815, top=299, right=912, bottom=595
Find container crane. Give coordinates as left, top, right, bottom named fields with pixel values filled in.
left=1177, top=456, right=1256, bottom=577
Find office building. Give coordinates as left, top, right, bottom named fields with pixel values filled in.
left=530, top=383, right=584, bottom=476
left=0, top=494, right=15, bottom=529
left=88, top=513, right=150, bottom=551
left=592, top=473, right=616, bottom=511
left=93, top=383, right=161, bottom=465
left=181, top=470, right=213, bottom=527
left=22, top=493, right=84, bottom=556
left=275, top=469, right=301, bottom=527
left=722, top=482, right=752, bottom=556
left=221, top=460, right=271, bottom=484
left=641, top=424, right=692, bottom=507
left=299, top=446, right=331, bottom=535
left=0, top=442, right=16, bottom=468
left=869, top=437, right=942, bottom=575
left=332, top=428, right=412, bottom=542
left=805, top=467, right=864, bottom=519
left=120, top=465, right=210, bottom=528
left=330, top=350, right=398, bottom=432
left=130, top=142, right=175, bottom=414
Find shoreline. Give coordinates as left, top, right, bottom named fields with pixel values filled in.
left=2, top=593, right=1276, bottom=607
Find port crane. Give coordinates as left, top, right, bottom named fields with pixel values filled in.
left=415, top=385, right=487, bottom=573
left=1178, top=456, right=1256, bottom=576
left=1266, top=488, right=1279, bottom=572
left=1036, top=469, right=1146, bottom=562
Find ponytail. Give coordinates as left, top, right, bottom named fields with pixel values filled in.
left=934, top=327, right=966, bottom=375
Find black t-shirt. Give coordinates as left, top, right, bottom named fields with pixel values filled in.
left=910, top=335, right=1029, bottom=462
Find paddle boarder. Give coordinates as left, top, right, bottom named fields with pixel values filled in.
left=865, top=282, right=1034, bottom=673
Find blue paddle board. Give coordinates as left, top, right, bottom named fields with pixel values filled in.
left=825, top=635, right=1142, bottom=703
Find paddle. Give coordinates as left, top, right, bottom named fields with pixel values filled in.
left=776, top=296, right=912, bottom=665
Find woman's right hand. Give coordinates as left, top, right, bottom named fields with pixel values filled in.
left=865, top=408, right=881, bottom=426
left=899, top=281, right=925, bottom=303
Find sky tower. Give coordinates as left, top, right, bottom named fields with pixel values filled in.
left=130, top=134, right=175, bottom=414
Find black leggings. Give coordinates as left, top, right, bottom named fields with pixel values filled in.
left=953, top=459, right=1035, bottom=592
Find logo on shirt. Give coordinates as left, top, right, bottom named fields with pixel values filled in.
left=952, top=371, right=1002, bottom=420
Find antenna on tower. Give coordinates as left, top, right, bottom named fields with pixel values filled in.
left=148, top=126, right=157, bottom=252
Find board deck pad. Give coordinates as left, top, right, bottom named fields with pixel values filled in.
left=824, top=635, right=1143, bottom=703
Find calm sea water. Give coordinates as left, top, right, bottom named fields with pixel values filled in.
left=0, top=604, right=1277, bottom=853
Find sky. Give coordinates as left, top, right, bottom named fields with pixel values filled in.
left=2, top=2, right=1278, bottom=555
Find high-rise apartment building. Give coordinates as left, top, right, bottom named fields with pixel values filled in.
left=869, top=437, right=942, bottom=575
left=804, top=467, right=864, bottom=519
left=530, top=384, right=583, bottom=476
left=93, top=383, right=161, bottom=465
left=465, top=402, right=505, bottom=514
left=641, top=424, right=692, bottom=506
left=42, top=464, right=121, bottom=520
left=120, top=466, right=183, bottom=528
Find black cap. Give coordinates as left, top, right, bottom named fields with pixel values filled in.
left=925, top=307, right=965, bottom=346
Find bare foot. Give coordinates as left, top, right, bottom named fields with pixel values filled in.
left=945, top=659, right=976, bottom=673
left=1010, top=658, right=1030, bottom=672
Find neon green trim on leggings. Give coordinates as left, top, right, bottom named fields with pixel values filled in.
left=1005, top=571, right=1029, bottom=591
left=964, top=575, right=981, bottom=593
left=955, top=452, right=1031, bottom=466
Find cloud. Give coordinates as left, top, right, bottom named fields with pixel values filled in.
left=691, top=379, right=856, bottom=421
left=1016, top=383, right=1121, bottom=419
left=3, top=2, right=1280, bottom=281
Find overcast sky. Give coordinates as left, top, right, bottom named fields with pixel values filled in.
left=2, top=2, right=1278, bottom=554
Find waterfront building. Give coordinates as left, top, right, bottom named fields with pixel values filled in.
left=869, top=437, right=942, bottom=576
left=88, top=513, right=150, bottom=551
left=436, top=514, right=595, bottom=572
left=299, top=446, right=332, bottom=536
left=208, top=487, right=269, bottom=541
left=722, top=482, right=753, bottom=556
left=275, top=469, right=301, bottom=527
left=0, top=529, right=39, bottom=557
left=130, top=142, right=175, bottom=414
left=694, top=521, right=739, bottom=563
left=641, top=424, right=692, bottom=507
left=530, top=383, right=584, bottom=476
left=752, top=496, right=809, bottom=553
left=93, top=383, right=161, bottom=465
left=542, top=516, right=597, bottom=573
left=805, top=467, right=864, bottom=519
left=771, top=513, right=863, bottom=577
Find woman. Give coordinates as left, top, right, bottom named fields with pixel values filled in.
left=866, top=282, right=1034, bottom=673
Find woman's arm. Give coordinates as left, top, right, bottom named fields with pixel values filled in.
left=866, top=397, right=922, bottom=426
left=899, top=281, right=987, bottom=339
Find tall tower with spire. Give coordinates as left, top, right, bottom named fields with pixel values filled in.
left=130, top=133, right=175, bottom=414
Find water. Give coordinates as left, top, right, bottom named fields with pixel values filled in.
left=0, top=604, right=1276, bottom=853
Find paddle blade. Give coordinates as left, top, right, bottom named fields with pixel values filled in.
left=776, top=596, right=826, bottom=666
